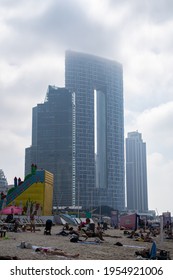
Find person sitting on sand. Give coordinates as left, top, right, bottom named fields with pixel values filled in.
left=95, top=223, right=104, bottom=241
left=78, top=224, right=104, bottom=241
left=56, top=229, right=69, bottom=236
left=13, top=218, right=20, bottom=232
left=22, top=224, right=27, bottom=232
left=143, top=232, right=153, bottom=242
left=135, top=232, right=153, bottom=242
left=35, top=247, right=79, bottom=258
left=127, top=230, right=136, bottom=239
left=56, top=226, right=79, bottom=237
left=69, top=227, right=80, bottom=237
left=63, top=223, right=70, bottom=231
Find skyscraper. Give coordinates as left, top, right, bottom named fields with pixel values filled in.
left=25, top=51, right=125, bottom=211
left=0, top=169, right=8, bottom=193
left=65, top=50, right=125, bottom=210
left=126, top=131, right=148, bottom=212
left=25, top=86, right=74, bottom=206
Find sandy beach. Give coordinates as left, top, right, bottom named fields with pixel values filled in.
left=0, top=225, right=173, bottom=260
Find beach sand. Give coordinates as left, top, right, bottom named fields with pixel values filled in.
left=0, top=225, right=173, bottom=260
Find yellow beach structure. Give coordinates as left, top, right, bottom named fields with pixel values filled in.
left=0, top=169, right=53, bottom=216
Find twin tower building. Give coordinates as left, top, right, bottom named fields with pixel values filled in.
left=25, top=50, right=148, bottom=212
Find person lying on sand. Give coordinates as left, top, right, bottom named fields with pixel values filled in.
left=135, top=248, right=150, bottom=258
left=135, top=232, right=153, bottom=242
left=35, top=247, right=79, bottom=258
left=0, top=256, right=20, bottom=260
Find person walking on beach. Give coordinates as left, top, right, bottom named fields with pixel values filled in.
left=30, top=211, right=36, bottom=232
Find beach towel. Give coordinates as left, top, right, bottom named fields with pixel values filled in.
left=77, top=240, right=100, bottom=245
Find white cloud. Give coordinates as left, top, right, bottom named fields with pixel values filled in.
left=148, top=153, right=173, bottom=214
left=134, top=102, right=173, bottom=156
left=0, top=0, right=173, bottom=214
left=125, top=102, right=173, bottom=213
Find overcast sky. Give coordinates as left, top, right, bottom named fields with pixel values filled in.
left=0, top=0, right=173, bottom=215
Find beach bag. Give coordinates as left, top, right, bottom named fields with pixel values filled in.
left=70, top=234, right=79, bottom=243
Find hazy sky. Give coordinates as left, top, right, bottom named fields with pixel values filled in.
left=0, top=0, right=173, bottom=215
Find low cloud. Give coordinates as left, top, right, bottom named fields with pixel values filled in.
left=0, top=0, right=173, bottom=213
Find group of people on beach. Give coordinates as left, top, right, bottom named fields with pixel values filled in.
left=0, top=210, right=37, bottom=233
left=56, top=218, right=105, bottom=242
left=124, top=229, right=153, bottom=242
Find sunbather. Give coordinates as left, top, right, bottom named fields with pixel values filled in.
left=135, top=248, right=150, bottom=258
left=0, top=256, right=20, bottom=260
left=78, top=224, right=104, bottom=241
left=35, top=247, right=79, bottom=258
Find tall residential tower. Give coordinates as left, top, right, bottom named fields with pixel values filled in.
left=65, top=50, right=125, bottom=210
left=126, top=131, right=148, bottom=212
left=25, top=51, right=125, bottom=211
left=25, top=86, right=74, bottom=206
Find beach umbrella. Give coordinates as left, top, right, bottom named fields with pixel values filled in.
left=150, top=241, right=157, bottom=259
left=0, top=205, right=22, bottom=215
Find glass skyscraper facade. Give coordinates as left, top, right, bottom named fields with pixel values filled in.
left=25, top=51, right=125, bottom=211
left=94, top=89, right=107, bottom=190
left=25, top=86, right=74, bottom=206
left=65, top=50, right=125, bottom=210
left=126, top=131, right=148, bottom=212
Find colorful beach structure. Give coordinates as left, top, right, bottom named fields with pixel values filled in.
left=0, top=167, right=53, bottom=216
